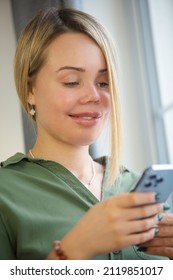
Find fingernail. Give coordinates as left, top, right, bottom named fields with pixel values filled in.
left=157, top=213, right=163, bottom=221
left=137, top=247, right=147, bottom=252
left=155, top=193, right=161, bottom=201
left=163, top=203, right=171, bottom=211
left=154, top=228, right=159, bottom=235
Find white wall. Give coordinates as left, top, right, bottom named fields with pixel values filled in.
left=0, top=0, right=152, bottom=173
left=0, top=0, right=25, bottom=161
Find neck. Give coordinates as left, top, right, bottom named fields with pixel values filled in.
left=29, top=139, right=94, bottom=184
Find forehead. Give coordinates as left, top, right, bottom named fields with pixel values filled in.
left=45, top=32, right=107, bottom=68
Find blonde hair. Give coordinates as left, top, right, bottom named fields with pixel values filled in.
left=14, top=7, right=122, bottom=184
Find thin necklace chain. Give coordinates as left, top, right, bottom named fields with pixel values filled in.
left=29, top=149, right=35, bottom=159
left=84, top=156, right=96, bottom=187
left=28, top=149, right=96, bottom=187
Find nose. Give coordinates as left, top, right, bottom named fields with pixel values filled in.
left=79, top=84, right=101, bottom=104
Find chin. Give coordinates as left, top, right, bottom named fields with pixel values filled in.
left=76, top=137, right=99, bottom=147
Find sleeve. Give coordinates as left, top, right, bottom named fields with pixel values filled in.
left=0, top=213, right=16, bottom=260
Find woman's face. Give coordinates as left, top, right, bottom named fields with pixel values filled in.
left=29, top=32, right=111, bottom=147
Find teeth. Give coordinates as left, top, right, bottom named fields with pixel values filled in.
left=81, top=116, right=93, bottom=120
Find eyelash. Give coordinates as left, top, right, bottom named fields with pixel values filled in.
left=64, top=82, right=79, bottom=87
left=96, top=82, right=109, bottom=88
left=63, top=82, right=109, bottom=88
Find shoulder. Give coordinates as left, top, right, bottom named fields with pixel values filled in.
left=117, top=166, right=140, bottom=192
left=104, top=166, right=140, bottom=198
left=0, top=153, right=27, bottom=190
left=96, top=155, right=140, bottom=191
left=95, top=156, right=140, bottom=191
left=0, top=152, right=41, bottom=186
left=95, top=156, right=141, bottom=197
left=0, top=152, right=27, bottom=168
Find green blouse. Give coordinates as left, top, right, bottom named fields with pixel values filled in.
left=0, top=153, right=168, bottom=260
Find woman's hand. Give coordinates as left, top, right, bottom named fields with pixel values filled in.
left=47, top=192, right=163, bottom=260
left=137, top=213, right=173, bottom=259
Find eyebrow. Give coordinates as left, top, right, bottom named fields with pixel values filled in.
left=57, top=66, right=107, bottom=73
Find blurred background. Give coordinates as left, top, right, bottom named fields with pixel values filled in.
left=0, top=0, right=173, bottom=174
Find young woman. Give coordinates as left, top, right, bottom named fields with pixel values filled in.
left=0, top=7, right=172, bottom=260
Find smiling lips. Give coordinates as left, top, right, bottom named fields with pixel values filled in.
left=69, top=112, right=102, bottom=127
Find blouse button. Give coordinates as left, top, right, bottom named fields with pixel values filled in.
left=113, top=250, right=120, bottom=255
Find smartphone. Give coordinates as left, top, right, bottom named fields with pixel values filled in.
left=132, top=164, right=173, bottom=202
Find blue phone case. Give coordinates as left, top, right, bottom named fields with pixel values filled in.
left=132, top=164, right=173, bottom=202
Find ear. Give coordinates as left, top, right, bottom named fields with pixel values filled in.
left=27, top=77, right=36, bottom=105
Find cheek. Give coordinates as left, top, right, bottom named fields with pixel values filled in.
left=35, top=90, right=76, bottom=118
left=102, top=93, right=111, bottom=112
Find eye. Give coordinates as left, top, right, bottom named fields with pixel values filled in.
left=64, top=82, right=79, bottom=87
left=96, top=82, right=109, bottom=88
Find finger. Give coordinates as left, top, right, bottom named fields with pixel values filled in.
left=123, top=203, right=163, bottom=221
left=141, top=237, right=173, bottom=247
left=125, top=228, right=157, bottom=247
left=157, top=225, right=173, bottom=237
left=125, top=215, right=159, bottom=235
left=115, top=192, right=157, bottom=208
left=159, top=213, right=173, bottom=225
left=145, top=246, right=173, bottom=259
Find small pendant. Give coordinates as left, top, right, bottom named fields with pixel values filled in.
left=83, top=183, right=89, bottom=188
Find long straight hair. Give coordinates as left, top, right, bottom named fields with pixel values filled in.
left=14, top=7, right=122, bottom=185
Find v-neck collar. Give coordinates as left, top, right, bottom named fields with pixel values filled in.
left=1, top=152, right=109, bottom=203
